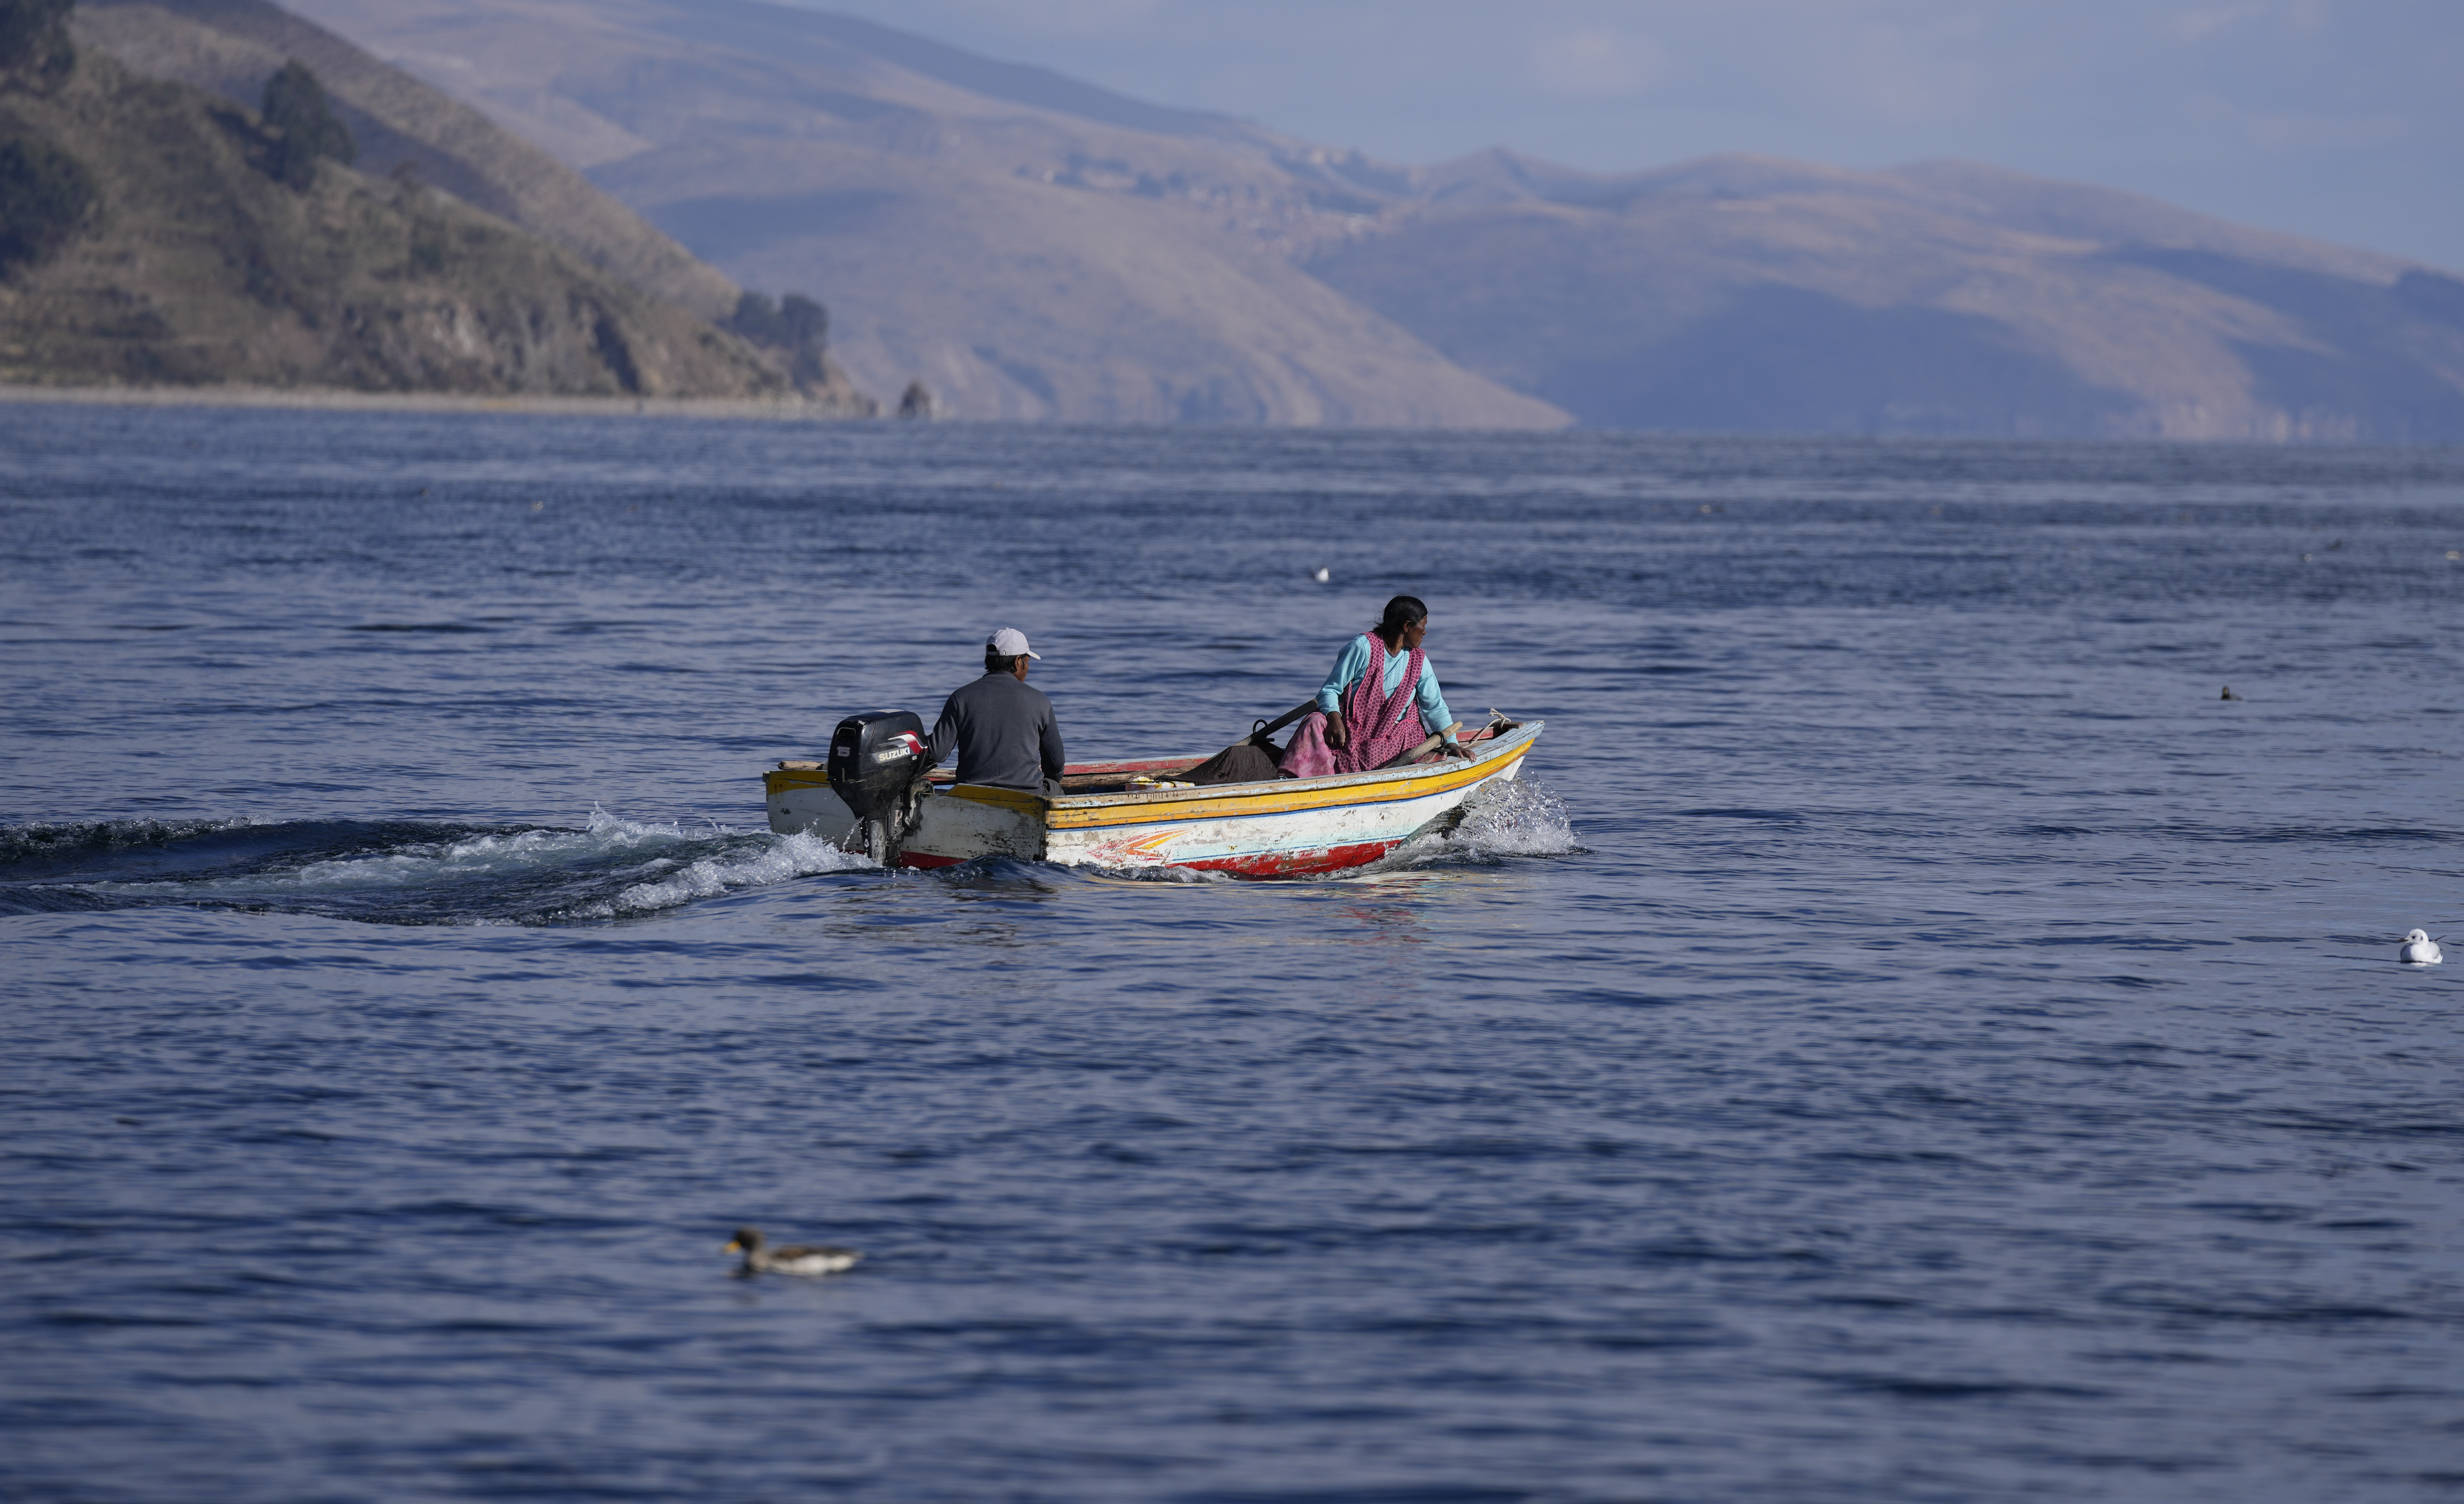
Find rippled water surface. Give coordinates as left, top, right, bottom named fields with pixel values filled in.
left=4, top=407, right=2462, bottom=1502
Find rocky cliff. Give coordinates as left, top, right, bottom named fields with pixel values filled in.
left=71, top=0, right=741, bottom=320
left=0, top=25, right=873, bottom=405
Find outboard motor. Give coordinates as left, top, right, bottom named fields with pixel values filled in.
left=826, top=710, right=930, bottom=864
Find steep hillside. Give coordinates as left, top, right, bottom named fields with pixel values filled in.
left=277, top=0, right=1568, bottom=427
left=69, top=0, right=740, bottom=320
left=0, top=40, right=816, bottom=398
left=588, top=138, right=1561, bottom=427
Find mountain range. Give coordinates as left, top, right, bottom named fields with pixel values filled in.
left=256, top=0, right=1576, bottom=428
left=1310, top=153, right=2464, bottom=441
left=46, top=0, right=2464, bottom=437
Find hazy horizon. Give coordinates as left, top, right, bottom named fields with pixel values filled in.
left=775, top=0, right=2464, bottom=275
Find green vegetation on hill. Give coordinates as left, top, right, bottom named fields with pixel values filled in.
left=0, top=0, right=73, bottom=82
left=0, top=128, right=92, bottom=270
left=0, top=0, right=90, bottom=273
left=258, top=57, right=348, bottom=187
left=0, top=17, right=840, bottom=400
left=724, top=289, right=833, bottom=390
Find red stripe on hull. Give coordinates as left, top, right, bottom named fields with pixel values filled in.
left=1178, top=841, right=1402, bottom=877
left=894, top=840, right=1400, bottom=878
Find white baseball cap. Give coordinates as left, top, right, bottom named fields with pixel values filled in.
left=987, top=627, right=1041, bottom=660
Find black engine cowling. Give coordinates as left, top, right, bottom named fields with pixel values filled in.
left=827, top=711, right=928, bottom=861
left=827, top=710, right=926, bottom=819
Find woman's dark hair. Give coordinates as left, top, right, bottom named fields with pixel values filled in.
left=985, top=649, right=1021, bottom=674
left=1375, top=595, right=1428, bottom=640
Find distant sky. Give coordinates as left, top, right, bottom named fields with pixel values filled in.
left=783, top=0, right=2464, bottom=272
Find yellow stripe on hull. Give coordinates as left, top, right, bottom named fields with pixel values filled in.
left=763, top=722, right=1545, bottom=874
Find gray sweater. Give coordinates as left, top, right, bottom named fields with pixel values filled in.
left=928, top=671, right=1066, bottom=791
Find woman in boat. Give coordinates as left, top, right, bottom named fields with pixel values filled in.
left=1279, top=595, right=1469, bottom=778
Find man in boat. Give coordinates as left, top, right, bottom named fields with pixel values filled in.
left=925, top=627, right=1067, bottom=795
left=1279, top=595, right=1470, bottom=777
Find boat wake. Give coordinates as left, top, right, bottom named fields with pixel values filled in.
left=1387, top=777, right=1583, bottom=870
left=0, top=781, right=1578, bottom=923
left=0, top=808, right=868, bottom=926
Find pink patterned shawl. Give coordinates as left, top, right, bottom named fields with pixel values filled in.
left=1278, top=633, right=1428, bottom=779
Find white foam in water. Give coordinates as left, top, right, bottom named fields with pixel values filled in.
left=587, top=828, right=866, bottom=918
left=292, top=815, right=671, bottom=891
left=122, top=807, right=714, bottom=895
left=1453, top=778, right=1581, bottom=857
left=1385, top=778, right=1581, bottom=869
left=0, top=815, right=265, bottom=863
left=78, top=806, right=870, bottom=920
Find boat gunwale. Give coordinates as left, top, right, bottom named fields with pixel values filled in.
left=942, top=722, right=1542, bottom=829
left=764, top=723, right=1543, bottom=831
left=1047, top=720, right=1539, bottom=807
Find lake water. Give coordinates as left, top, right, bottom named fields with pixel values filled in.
left=2, top=406, right=2461, bottom=1502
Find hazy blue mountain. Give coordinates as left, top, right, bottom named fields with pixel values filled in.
left=1309, top=155, right=2464, bottom=441
left=621, top=0, right=1256, bottom=144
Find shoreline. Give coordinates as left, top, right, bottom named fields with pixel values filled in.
left=0, top=382, right=881, bottom=421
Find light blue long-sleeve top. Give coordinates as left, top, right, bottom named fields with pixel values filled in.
left=1315, top=634, right=1457, bottom=743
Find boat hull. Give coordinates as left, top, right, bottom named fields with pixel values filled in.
left=764, top=722, right=1542, bottom=877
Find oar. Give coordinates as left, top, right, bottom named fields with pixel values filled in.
left=1252, top=701, right=1316, bottom=741
left=1378, top=722, right=1463, bottom=769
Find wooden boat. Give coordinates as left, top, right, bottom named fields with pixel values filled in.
left=764, top=719, right=1543, bottom=877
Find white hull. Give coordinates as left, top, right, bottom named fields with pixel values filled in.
left=764, top=722, right=1543, bottom=877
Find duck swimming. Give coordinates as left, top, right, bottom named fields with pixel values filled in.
left=2398, top=929, right=2443, bottom=965
left=724, top=1226, right=862, bottom=1277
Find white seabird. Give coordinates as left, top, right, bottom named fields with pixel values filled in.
left=1311, top=567, right=1330, bottom=582
left=2398, top=929, right=2443, bottom=965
